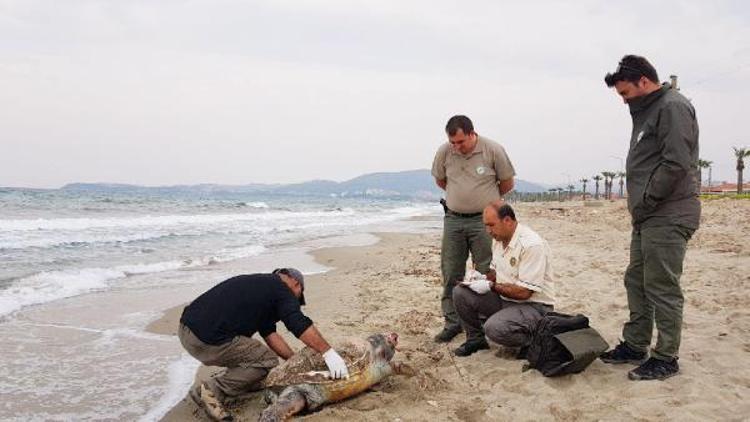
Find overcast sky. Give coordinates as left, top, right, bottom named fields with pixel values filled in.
left=1, top=0, right=748, bottom=188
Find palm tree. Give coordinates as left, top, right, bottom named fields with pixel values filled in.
left=567, top=184, right=575, bottom=200
left=592, top=175, right=603, bottom=199
left=617, top=172, right=626, bottom=198
left=601, top=171, right=616, bottom=200
left=734, top=147, right=750, bottom=194
left=580, top=178, right=589, bottom=200
left=697, top=159, right=712, bottom=192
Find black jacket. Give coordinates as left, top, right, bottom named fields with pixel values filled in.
left=180, top=273, right=312, bottom=345
left=625, top=84, right=701, bottom=229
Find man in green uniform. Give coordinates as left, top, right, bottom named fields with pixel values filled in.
left=600, top=55, right=700, bottom=380
left=431, top=115, right=516, bottom=343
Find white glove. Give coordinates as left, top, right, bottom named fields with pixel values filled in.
left=322, top=349, right=350, bottom=379
left=461, top=278, right=492, bottom=295
left=464, top=269, right=485, bottom=282
left=460, top=270, right=492, bottom=294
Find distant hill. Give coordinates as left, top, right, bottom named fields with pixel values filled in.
left=61, top=169, right=547, bottom=198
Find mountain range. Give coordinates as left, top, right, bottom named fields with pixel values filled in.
left=61, top=169, right=548, bottom=199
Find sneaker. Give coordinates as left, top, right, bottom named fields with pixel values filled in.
left=599, top=341, right=647, bottom=364
left=628, top=357, right=679, bottom=381
left=454, top=339, right=490, bottom=357
left=434, top=327, right=462, bottom=343
left=196, top=383, right=234, bottom=421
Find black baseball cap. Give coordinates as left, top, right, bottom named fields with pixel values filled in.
left=273, top=267, right=306, bottom=306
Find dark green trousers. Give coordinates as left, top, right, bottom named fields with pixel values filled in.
left=440, top=214, right=493, bottom=331
left=622, top=225, right=694, bottom=360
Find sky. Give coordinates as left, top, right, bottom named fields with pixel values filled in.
left=1, top=0, right=749, bottom=188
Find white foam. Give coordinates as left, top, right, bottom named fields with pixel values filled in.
left=138, top=353, right=200, bottom=422
left=0, top=244, right=266, bottom=317
left=0, top=209, right=362, bottom=250
left=243, top=201, right=269, bottom=208
left=0, top=209, right=357, bottom=232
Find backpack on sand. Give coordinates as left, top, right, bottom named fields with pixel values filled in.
left=524, top=312, right=609, bottom=377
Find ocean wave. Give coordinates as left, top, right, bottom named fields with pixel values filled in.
left=0, top=205, right=432, bottom=251
left=0, top=244, right=266, bottom=317
left=0, top=208, right=356, bottom=232
left=240, top=201, right=269, bottom=209
left=139, top=353, right=200, bottom=422
left=0, top=231, right=182, bottom=250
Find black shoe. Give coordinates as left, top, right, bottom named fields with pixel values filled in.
left=434, top=327, right=462, bottom=343
left=454, top=339, right=489, bottom=357
left=628, top=357, right=679, bottom=380
left=600, top=341, right=647, bottom=364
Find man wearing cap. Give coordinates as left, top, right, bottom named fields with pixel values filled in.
left=431, top=115, right=516, bottom=343
left=178, top=268, right=349, bottom=421
left=599, top=55, right=700, bottom=381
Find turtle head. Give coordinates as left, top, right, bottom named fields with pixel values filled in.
left=366, top=332, right=398, bottom=362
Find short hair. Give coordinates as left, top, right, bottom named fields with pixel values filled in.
left=445, top=115, right=474, bottom=136
left=488, top=202, right=517, bottom=221
left=604, top=55, right=659, bottom=87
left=497, top=204, right=516, bottom=221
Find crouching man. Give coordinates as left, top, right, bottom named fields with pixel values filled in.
left=178, top=268, right=349, bottom=421
left=453, top=203, right=555, bottom=357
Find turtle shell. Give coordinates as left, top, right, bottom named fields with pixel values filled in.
left=264, top=340, right=371, bottom=387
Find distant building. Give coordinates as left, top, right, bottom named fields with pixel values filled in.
left=701, top=182, right=750, bottom=194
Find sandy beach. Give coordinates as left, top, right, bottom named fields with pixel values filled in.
left=153, top=199, right=750, bottom=422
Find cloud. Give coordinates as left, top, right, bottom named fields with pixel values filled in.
left=0, top=0, right=748, bottom=187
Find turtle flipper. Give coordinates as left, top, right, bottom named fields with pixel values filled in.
left=258, top=386, right=307, bottom=422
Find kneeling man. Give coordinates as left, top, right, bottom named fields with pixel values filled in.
left=453, top=203, right=555, bottom=357
left=179, top=268, right=349, bottom=421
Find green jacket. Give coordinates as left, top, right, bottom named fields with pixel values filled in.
left=625, top=83, right=701, bottom=230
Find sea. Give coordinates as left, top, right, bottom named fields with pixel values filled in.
left=0, top=188, right=440, bottom=421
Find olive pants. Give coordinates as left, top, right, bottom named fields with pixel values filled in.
left=440, top=214, right=493, bottom=332
left=179, top=323, right=279, bottom=402
left=622, top=225, right=694, bottom=361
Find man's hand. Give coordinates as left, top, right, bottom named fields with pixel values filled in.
left=460, top=270, right=492, bottom=294
left=461, top=278, right=492, bottom=294
left=322, top=349, right=350, bottom=379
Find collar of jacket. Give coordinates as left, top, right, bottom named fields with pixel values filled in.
left=627, top=83, right=670, bottom=115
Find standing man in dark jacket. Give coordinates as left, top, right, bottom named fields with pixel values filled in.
left=179, top=268, right=349, bottom=421
left=599, top=55, right=700, bottom=381
left=431, top=115, right=516, bottom=343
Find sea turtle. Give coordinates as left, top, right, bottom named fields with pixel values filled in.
left=258, top=332, right=408, bottom=421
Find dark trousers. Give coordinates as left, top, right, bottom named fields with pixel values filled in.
left=453, top=285, right=551, bottom=346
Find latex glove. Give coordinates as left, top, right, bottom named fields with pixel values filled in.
left=322, top=349, right=350, bottom=379
left=464, top=269, right=485, bottom=282
left=461, top=278, right=492, bottom=295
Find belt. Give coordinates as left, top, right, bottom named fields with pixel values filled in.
left=440, top=199, right=482, bottom=218
left=446, top=209, right=482, bottom=218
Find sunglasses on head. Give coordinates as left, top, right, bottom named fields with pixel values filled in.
left=615, top=61, right=643, bottom=75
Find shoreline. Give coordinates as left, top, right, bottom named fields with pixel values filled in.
left=154, top=200, right=749, bottom=421
left=155, top=231, right=443, bottom=421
